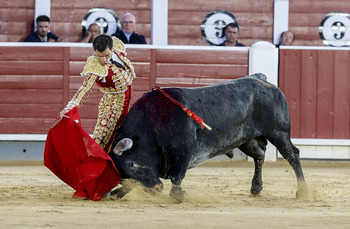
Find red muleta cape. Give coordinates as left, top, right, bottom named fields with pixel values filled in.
left=44, top=107, right=121, bottom=201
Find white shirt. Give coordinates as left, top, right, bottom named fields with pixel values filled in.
left=111, top=53, right=124, bottom=67
left=122, top=30, right=134, bottom=42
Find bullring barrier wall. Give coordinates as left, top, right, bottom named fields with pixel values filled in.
left=0, top=43, right=349, bottom=161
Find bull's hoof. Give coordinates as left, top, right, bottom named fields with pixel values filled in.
left=109, top=185, right=132, bottom=199
left=250, top=182, right=263, bottom=195
left=226, top=151, right=234, bottom=159
left=169, top=186, right=187, bottom=202
left=142, top=183, right=164, bottom=196
left=296, top=183, right=310, bottom=200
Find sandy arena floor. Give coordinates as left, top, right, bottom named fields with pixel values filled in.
left=0, top=159, right=349, bottom=229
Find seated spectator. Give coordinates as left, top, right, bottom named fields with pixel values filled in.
left=278, top=30, right=294, bottom=46
left=24, top=15, right=62, bottom=42
left=112, top=12, right=146, bottom=44
left=80, top=23, right=101, bottom=43
left=216, top=22, right=245, bottom=47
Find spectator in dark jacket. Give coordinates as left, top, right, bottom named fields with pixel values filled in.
left=112, top=12, right=146, bottom=44
left=24, top=15, right=63, bottom=42
left=216, top=22, right=245, bottom=47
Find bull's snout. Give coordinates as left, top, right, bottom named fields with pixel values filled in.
left=153, top=183, right=164, bottom=192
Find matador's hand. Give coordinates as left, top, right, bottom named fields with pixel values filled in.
left=59, top=108, right=69, bottom=118
left=52, top=109, right=70, bottom=129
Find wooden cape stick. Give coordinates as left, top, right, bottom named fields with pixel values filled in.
left=155, top=86, right=212, bottom=131
left=51, top=115, right=69, bottom=129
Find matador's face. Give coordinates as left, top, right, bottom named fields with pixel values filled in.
left=95, top=48, right=113, bottom=65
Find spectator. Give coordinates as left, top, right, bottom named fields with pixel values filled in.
left=216, top=22, right=245, bottom=47
left=80, top=23, right=101, bottom=43
left=24, top=15, right=62, bottom=42
left=279, top=30, right=294, bottom=46
left=112, top=12, right=146, bottom=44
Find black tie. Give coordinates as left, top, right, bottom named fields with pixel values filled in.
left=110, top=58, right=125, bottom=70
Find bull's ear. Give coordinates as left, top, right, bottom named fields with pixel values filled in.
left=113, top=138, right=133, bottom=156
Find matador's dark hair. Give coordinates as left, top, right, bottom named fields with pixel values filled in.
left=93, top=34, right=113, bottom=52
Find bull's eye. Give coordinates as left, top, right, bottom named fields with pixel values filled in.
left=128, top=161, right=135, bottom=169
left=128, top=161, right=141, bottom=171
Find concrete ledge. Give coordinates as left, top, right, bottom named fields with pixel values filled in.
left=292, top=138, right=350, bottom=146
left=1, top=135, right=349, bottom=161
left=282, top=138, right=350, bottom=160
left=0, top=134, right=47, bottom=141
left=0, top=141, right=45, bottom=161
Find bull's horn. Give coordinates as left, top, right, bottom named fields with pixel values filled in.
left=113, top=138, right=133, bottom=155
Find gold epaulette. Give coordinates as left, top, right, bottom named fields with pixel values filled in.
left=82, top=56, right=108, bottom=77
left=112, top=36, right=126, bottom=53
left=111, top=37, right=136, bottom=78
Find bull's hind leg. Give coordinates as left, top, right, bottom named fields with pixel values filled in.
left=239, top=137, right=267, bottom=195
left=269, top=134, right=309, bottom=199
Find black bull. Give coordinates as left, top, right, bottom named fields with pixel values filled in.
left=109, top=73, right=309, bottom=201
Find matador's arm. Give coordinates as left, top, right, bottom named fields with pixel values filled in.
left=64, top=73, right=98, bottom=111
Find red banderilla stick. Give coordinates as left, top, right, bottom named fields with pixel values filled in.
left=155, top=86, right=212, bottom=130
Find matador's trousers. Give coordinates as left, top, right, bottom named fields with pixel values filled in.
left=93, top=85, right=131, bottom=152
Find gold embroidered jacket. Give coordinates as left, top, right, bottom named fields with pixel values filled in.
left=65, top=37, right=136, bottom=110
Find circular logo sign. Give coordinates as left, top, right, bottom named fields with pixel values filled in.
left=319, top=11, right=350, bottom=47
left=82, top=7, right=120, bottom=35
left=201, top=10, right=238, bottom=46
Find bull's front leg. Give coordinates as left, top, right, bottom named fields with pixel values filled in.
left=168, top=155, right=191, bottom=202
left=108, top=181, right=133, bottom=199
left=169, top=182, right=187, bottom=202
left=167, top=137, right=198, bottom=202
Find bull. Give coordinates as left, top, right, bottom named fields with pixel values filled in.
left=109, top=73, right=309, bottom=202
